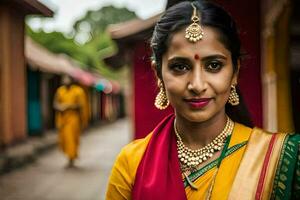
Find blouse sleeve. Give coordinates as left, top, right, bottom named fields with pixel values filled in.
left=76, top=87, right=89, bottom=129
left=54, top=87, right=62, bottom=129
left=106, top=147, right=133, bottom=200
left=105, top=134, right=152, bottom=200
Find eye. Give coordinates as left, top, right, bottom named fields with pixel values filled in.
left=206, top=61, right=224, bottom=72
left=169, top=62, right=190, bottom=73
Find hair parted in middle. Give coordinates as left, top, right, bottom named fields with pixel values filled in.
left=151, top=0, right=241, bottom=80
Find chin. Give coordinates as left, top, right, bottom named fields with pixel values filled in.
left=179, top=111, right=213, bottom=123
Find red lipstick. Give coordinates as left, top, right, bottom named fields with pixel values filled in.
left=184, top=98, right=211, bottom=108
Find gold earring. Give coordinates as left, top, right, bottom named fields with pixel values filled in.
left=154, top=82, right=169, bottom=110
left=185, top=3, right=204, bottom=43
left=228, top=85, right=239, bottom=106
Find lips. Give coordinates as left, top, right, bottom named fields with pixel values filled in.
left=184, top=98, right=212, bottom=108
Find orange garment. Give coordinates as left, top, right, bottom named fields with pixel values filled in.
left=55, top=84, right=88, bottom=159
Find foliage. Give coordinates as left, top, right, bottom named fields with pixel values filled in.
left=73, top=5, right=136, bottom=40
left=26, top=5, right=137, bottom=79
left=26, top=27, right=86, bottom=66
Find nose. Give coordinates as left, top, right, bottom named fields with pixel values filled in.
left=187, top=68, right=207, bottom=94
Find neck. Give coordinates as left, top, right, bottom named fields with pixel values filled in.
left=175, top=110, right=227, bottom=150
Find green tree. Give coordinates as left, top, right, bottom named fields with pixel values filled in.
left=26, top=5, right=137, bottom=79
left=73, top=5, right=136, bottom=41
left=26, top=26, right=92, bottom=68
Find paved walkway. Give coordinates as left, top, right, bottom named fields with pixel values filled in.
left=0, top=118, right=131, bottom=200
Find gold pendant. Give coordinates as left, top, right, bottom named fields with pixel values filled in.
left=185, top=22, right=204, bottom=43
left=185, top=3, right=204, bottom=43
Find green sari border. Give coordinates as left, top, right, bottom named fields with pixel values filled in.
left=271, top=133, right=300, bottom=199
left=184, top=141, right=247, bottom=187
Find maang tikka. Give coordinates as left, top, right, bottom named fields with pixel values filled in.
left=154, top=81, right=169, bottom=110
left=185, top=3, right=204, bottom=43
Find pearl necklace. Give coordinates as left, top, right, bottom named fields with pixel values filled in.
left=174, top=117, right=234, bottom=173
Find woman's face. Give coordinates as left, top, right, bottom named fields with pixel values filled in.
left=161, top=26, right=238, bottom=123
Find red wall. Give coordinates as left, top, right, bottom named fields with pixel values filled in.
left=215, top=0, right=262, bottom=127
left=133, top=0, right=262, bottom=138
left=133, top=43, right=173, bottom=139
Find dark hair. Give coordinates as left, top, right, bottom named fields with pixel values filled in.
left=151, top=0, right=253, bottom=127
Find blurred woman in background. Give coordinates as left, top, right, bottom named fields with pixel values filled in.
left=54, top=75, right=88, bottom=167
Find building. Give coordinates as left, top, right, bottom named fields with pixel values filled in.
left=0, top=0, right=53, bottom=148
left=0, top=0, right=125, bottom=149
left=261, top=0, right=300, bottom=132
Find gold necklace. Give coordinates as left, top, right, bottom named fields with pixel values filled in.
left=174, top=117, right=234, bottom=173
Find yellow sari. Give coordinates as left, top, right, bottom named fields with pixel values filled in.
left=185, top=123, right=251, bottom=199
left=55, top=84, right=88, bottom=159
left=106, top=122, right=300, bottom=199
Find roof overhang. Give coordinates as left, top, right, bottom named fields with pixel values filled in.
left=2, top=0, right=54, bottom=17
left=25, top=37, right=74, bottom=74
left=107, top=14, right=161, bottom=41
left=25, top=37, right=120, bottom=92
left=104, top=14, right=162, bottom=69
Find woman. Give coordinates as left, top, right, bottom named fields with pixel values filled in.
left=54, top=75, right=89, bottom=167
left=106, top=1, right=299, bottom=199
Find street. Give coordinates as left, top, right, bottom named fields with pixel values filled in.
left=0, top=118, right=131, bottom=200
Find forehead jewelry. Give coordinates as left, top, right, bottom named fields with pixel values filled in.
left=185, top=3, right=204, bottom=43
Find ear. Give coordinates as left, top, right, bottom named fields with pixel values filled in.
left=157, top=79, right=163, bottom=87
left=231, top=60, right=240, bottom=85
left=151, top=60, right=156, bottom=69
left=151, top=60, right=160, bottom=80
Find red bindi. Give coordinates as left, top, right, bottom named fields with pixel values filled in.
left=194, top=54, right=200, bottom=60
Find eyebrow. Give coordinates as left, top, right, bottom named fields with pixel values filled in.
left=168, top=57, right=190, bottom=63
left=168, top=54, right=227, bottom=62
left=202, top=55, right=227, bottom=62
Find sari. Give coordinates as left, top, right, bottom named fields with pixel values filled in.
left=55, top=84, right=88, bottom=159
left=106, top=114, right=300, bottom=199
